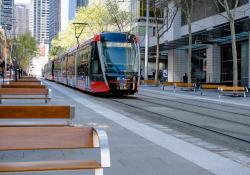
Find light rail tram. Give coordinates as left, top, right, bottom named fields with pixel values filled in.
left=44, top=32, right=140, bottom=95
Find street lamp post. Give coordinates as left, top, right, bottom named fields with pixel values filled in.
left=72, top=22, right=88, bottom=47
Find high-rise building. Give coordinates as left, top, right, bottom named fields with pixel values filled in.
left=49, top=0, right=60, bottom=42
left=77, top=0, right=88, bottom=8
left=29, top=0, right=50, bottom=44
left=14, top=3, right=29, bottom=36
left=0, top=0, right=14, bottom=30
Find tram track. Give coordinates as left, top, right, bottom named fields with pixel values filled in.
left=109, top=97, right=250, bottom=144
left=136, top=94, right=250, bottom=126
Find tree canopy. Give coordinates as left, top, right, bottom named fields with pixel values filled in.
left=50, top=1, right=131, bottom=59
left=12, top=33, right=38, bottom=71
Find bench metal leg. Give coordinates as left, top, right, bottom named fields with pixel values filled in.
left=45, top=95, right=48, bottom=103
left=218, top=93, right=221, bottom=99
left=95, top=168, right=103, bottom=175
left=244, top=92, right=246, bottom=98
left=0, top=95, right=2, bottom=104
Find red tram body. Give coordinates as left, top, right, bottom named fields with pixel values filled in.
left=44, top=32, right=140, bottom=95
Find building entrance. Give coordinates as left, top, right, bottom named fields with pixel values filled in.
left=221, top=43, right=241, bottom=84
left=221, top=42, right=249, bottom=86
left=191, top=49, right=207, bottom=83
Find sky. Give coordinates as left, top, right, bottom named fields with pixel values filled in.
left=15, top=0, right=30, bottom=4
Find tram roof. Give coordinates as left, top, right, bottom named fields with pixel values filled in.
left=67, top=32, right=134, bottom=54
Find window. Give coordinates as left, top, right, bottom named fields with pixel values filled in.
left=181, top=0, right=248, bottom=25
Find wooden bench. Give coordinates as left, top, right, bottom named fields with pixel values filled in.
left=1, top=84, right=46, bottom=88
left=218, top=86, right=248, bottom=98
left=162, top=82, right=180, bottom=90
left=0, top=126, right=110, bottom=175
left=0, top=88, right=50, bottom=104
left=16, top=79, right=40, bottom=82
left=0, top=105, right=74, bottom=126
left=174, top=82, right=197, bottom=92
left=20, top=76, right=37, bottom=79
left=199, top=84, right=227, bottom=95
left=142, top=80, right=161, bottom=86
left=9, top=81, right=42, bottom=85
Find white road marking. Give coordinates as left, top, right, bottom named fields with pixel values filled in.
left=46, top=81, right=250, bottom=175
left=140, top=88, right=250, bottom=107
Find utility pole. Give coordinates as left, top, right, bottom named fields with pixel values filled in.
left=144, top=0, right=149, bottom=80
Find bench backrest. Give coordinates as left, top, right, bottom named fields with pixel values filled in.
left=0, top=88, right=48, bottom=95
left=17, top=79, right=40, bottom=82
left=21, top=77, right=37, bottom=79
left=219, top=86, right=246, bottom=91
left=1, top=84, right=46, bottom=88
left=162, top=82, right=182, bottom=86
left=0, top=106, right=72, bottom=119
left=0, top=127, right=94, bottom=150
left=175, top=82, right=195, bottom=87
left=201, top=84, right=226, bottom=89
left=9, top=81, right=42, bottom=85
left=143, top=80, right=160, bottom=84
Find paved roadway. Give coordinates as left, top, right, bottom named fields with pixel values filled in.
left=0, top=80, right=250, bottom=175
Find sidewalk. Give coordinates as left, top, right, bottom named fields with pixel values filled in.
left=0, top=81, right=250, bottom=175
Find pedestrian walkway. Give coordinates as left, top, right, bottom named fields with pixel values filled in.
left=0, top=80, right=250, bottom=175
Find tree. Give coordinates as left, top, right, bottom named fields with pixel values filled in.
left=177, top=0, right=197, bottom=83
left=50, top=2, right=131, bottom=56
left=213, top=0, right=240, bottom=86
left=50, top=4, right=110, bottom=52
left=105, top=0, right=131, bottom=32
left=152, top=0, right=178, bottom=80
left=49, top=35, right=65, bottom=59
left=12, top=33, right=37, bottom=71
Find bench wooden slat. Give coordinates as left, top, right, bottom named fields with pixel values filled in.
left=0, top=121, right=68, bottom=127
left=0, top=106, right=70, bottom=119
left=0, top=88, right=48, bottom=95
left=0, top=160, right=101, bottom=172
left=17, top=79, right=40, bottom=82
left=0, top=127, right=94, bottom=150
left=9, top=82, right=42, bottom=85
left=1, top=84, right=46, bottom=88
left=20, top=77, right=37, bottom=79
left=175, top=82, right=194, bottom=87
left=142, top=80, right=160, bottom=86
left=219, top=86, right=245, bottom=91
left=162, top=82, right=175, bottom=86
left=201, top=84, right=226, bottom=89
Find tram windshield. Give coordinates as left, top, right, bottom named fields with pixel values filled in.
left=102, top=42, right=139, bottom=74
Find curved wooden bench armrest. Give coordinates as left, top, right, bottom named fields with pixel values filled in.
left=0, top=126, right=110, bottom=174
left=93, top=128, right=111, bottom=168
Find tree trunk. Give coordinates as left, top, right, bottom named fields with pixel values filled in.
left=187, top=18, right=192, bottom=83
left=155, top=34, right=160, bottom=80
left=230, top=21, right=238, bottom=87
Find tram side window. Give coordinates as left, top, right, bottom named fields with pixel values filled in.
left=77, top=50, right=84, bottom=76
left=77, top=47, right=91, bottom=76
left=91, top=43, right=102, bottom=74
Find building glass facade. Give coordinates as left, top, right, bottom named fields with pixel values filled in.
left=77, top=0, right=88, bottom=8
left=14, top=3, right=29, bottom=36
left=181, top=0, right=249, bottom=25
left=0, top=0, right=14, bottom=30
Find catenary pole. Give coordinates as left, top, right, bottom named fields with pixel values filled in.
left=144, top=0, right=149, bottom=80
